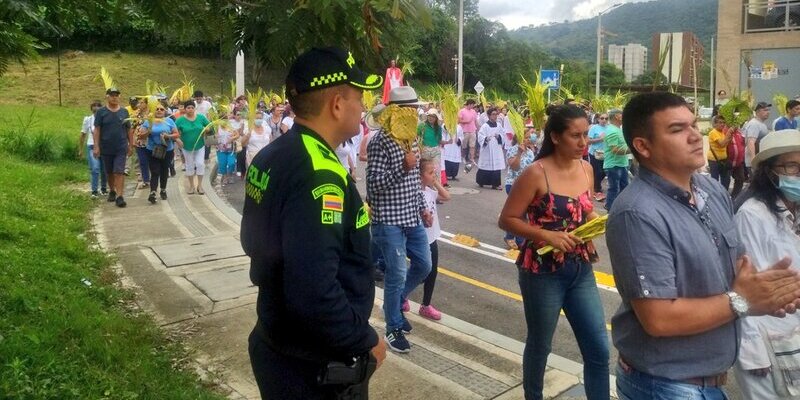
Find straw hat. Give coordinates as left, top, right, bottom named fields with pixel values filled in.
left=365, top=104, right=386, bottom=130
left=752, top=129, right=800, bottom=169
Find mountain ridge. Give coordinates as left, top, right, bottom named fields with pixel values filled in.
left=509, top=0, right=719, bottom=64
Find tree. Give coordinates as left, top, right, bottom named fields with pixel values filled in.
left=236, top=0, right=431, bottom=71
left=595, top=62, right=626, bottom=88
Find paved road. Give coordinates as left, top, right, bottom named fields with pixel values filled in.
left=216, top=163, right=744, bottom=399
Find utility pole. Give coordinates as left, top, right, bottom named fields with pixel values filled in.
left=710, top=36, right=715, bottom=107
left=595, top=3, right=621, bottom=98
left=457, top=0, right=464, bottom=98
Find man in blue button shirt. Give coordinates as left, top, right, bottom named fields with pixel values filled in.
left=606, top=92, right=800, bottom=399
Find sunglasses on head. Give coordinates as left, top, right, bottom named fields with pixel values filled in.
left=156, top=107, right=166, bottom=111
left=599, top=117, right=608, bottom=120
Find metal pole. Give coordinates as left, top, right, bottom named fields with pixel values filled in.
left=457, top=0, right=464, bottom=98
left=595, top=13, right=602, bottom=98
left=453, top=56, right=458, bottom=87
left=710, top=36, right=715, bottom=107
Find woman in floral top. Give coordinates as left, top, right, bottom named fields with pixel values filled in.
left=499, top=105, right=609, bottom=400
left=502, top=128, right=537, bottom=249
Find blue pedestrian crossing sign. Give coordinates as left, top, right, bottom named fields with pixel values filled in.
left=540, top=70, right=560, bottom=90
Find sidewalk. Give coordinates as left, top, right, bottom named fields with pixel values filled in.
left=92, top=166, right=612, bottom=399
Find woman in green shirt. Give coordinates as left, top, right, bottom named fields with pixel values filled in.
left=175, top=101, right=210, bottom=194
left=418, top=108, right=445, bottom=179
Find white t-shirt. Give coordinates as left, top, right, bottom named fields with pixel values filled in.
left=424, top=187, right=441, bottom=244
left=247, top=128, right=271, bottom=156
left=282, top=116, right=294, bottom=130
left=335, top=141, right=353, bottom=170
left=195, top=100, right=213, bottom=117
left=82, top=115, right=95, bottom=146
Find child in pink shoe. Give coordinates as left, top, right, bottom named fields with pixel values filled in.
left=418, top=158, right=450, bottom=320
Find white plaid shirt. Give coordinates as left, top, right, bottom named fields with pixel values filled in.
left=366, top=130, right=426, bottom=227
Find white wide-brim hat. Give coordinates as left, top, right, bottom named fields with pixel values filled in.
left=752, top=129, right=800, bottom=169
left=365, top=104, right=386, bottom=130
left=386, top=86, right=427, bottom=106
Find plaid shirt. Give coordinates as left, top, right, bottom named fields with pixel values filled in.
left=366, top=130, right=426, bottom=227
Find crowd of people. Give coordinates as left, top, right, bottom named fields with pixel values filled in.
left=81, top=88, right=297, bottom=206
left=86, top=47, right=800, bottom=400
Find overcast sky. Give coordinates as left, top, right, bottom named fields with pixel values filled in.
left=478, top=0, right=649, bottom=30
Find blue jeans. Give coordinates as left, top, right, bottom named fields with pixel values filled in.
left=616, top=364, right=728, bottom=400
left=372, top=223, right=432, bottom=331
left=86, top=145, right=107, bottom=193
left=136, top=146, right=150, bottom=183
left=217, top=150, right=236, bottom=175
left=605, top=166, right=629, bottom=210
left=519, top=259, right=609, bottom=400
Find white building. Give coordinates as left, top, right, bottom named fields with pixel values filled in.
left=608, top=43, right=648, bottom=82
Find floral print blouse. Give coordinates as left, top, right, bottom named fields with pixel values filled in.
left=517, top=164, right=598, bottom=273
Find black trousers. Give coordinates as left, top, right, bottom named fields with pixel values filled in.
left=589, top=154, right=606, bottom=193
left=249, top=329, right=372, bottom=400
left=237, top=150, right=247, bottom=176
left=422, top=241, right=439, bottom=306
left=148, top=149, right=174, bottom=192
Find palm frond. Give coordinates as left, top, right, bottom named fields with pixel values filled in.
left=97, top=67, right=115, bottom=90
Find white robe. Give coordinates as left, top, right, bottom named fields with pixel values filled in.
left=477, top=122, right=506, bottom=171
left=443, top=126, right=463, bottom=163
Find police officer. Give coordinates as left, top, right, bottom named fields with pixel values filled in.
left=241, top=47, right=386, bottom=399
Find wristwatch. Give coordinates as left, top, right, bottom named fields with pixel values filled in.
left=726, top=291, right=749, bottom=318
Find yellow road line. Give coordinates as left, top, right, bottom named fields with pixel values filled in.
left=594, top=270, right=617, bottom=288
left=438, top=267, right=523, bottom=301
left=438, top=266, right=612, bottom=331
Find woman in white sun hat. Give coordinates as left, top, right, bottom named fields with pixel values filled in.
left=733, top=129, right=800, bottom=400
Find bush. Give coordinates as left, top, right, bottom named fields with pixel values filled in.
left=0, top=105, right=82, bottom=164
left=26, top=132, right=63, bottom=162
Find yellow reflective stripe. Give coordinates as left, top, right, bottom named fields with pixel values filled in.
left=301, top=133, right=348, bottom=186
left=310, top=72, right=348, bottom=88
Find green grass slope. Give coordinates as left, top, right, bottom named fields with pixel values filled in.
left=0, top=52, right=284, bottom=107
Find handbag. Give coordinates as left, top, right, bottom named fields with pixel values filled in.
left=203, top=132, right=217, bottom=148
left=152, top=144, right=167, bottom=159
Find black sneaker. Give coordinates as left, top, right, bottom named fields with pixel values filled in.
left=91, top=191, right=99, bottom=199
left=115, top=196, right=126, bottom=208
left=160, top=190, right=167, bottom=200
left=385, top=329, right=411, bottom=353
left=401, top=318, right=412, bottom=334
left=148, top=191, right=157, bottom=204
left=107, top=191, right=117, bottom=202
left=101, top=189, right=109, bottom=195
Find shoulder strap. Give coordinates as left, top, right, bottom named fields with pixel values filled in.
left=536, top=162, right=551, bottom=193
left=580, top=160, right=591, bottom=188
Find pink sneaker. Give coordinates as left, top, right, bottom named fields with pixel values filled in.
left=418, top=305, right=442, bottom=320
left=401, top=299, right=410, bottom=312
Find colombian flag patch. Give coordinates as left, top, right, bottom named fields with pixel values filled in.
left=322, top=194, right=344, bottom=212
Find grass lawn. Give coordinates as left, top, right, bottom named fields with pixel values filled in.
left=0, top=98, right=227, bottom=398
left=0, top=155, right=226, bottom=399
left=0, top=52, right=285, bottom=107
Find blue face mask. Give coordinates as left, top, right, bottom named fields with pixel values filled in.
left=778, top=175, right=800, bottom=203
left=254, top=119, right=264, bottom=127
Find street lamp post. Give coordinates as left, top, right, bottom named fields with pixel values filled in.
left=457, top=0, right=464, bottom=98
left=595, top=3, right=622, bottom=98
left=452, top=55, right=459, bottom=87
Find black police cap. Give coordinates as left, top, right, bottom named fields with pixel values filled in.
left=286, top=47, right=383, bottom=95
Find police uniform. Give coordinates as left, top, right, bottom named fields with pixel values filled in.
left=241, top=47, right=383, bottom=400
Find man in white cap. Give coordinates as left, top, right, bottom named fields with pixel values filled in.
left=366, top=86, right=432, bottom=354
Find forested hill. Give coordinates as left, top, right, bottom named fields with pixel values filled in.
left=510, top=0, right=718, bottom=62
